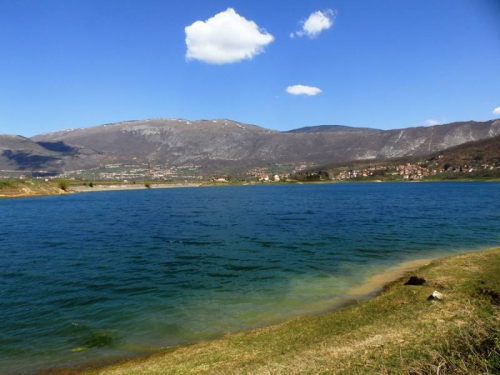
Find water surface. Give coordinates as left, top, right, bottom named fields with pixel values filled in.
left=1, top=182, right=499, bottom=373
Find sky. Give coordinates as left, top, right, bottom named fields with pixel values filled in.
left=0, top=0, right=500, bottom=136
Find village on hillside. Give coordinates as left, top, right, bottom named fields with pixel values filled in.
left=295, top=150, right=500, bottom=182
left=333, top=162, right=500, bottom=181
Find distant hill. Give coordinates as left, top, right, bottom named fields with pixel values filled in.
left=1, top=118, right=499, bottom=175
left=304, top=132, right=500, bottom=176
left=428, top=134, right=500, bottom=167
left=0, top=134, right=62, bottom=172
left=287, top=125, right=381, bottom=134
left=0, top=134, right=98, bottom=175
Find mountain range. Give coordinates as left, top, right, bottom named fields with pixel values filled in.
left=1, top=118, right=499, bottom=175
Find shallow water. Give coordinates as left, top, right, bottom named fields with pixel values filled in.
left=1, top=182, right=499, bottom=373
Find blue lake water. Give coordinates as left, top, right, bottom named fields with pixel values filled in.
left=1, top=182, right=500, bottom=373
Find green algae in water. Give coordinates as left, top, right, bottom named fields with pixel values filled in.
left=71, top=330, right=118, bottom=352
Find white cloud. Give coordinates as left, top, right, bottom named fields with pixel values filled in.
left=286, top=85, right=322, bottom=96
left=292, top=9, right=337, bottom=38
left=185, top=8, right=274, bottom=64
left=493, top=107, right=500, bottom=115
left=424, top=119, right=441, bottom=126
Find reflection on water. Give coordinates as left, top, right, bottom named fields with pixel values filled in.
left=0, top=182, right=499, bottom=373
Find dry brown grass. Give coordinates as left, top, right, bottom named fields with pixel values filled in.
left=0, top=180, right=69, bottom=198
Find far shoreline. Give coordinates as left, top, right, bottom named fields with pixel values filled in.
left=1, top=178, right=499, bottom=200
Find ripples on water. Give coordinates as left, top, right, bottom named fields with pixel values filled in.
left=1, top=182, right=499, bottom=373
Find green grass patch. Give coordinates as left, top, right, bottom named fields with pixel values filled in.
left=0, top=179, right=19, bottom=189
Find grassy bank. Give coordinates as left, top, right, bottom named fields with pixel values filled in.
left=83, top=248, right=500, bottom=374
left=0, top=179, right=200, bottom=198
left=0, top=179, right=69, bottom=198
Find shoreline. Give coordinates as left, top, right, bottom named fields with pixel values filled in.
left=80, top=247, right=499, bottom=374
left=71, top=183, right=202, bottom=193
left=346, top=257, right=433, bottom=299
left=39, top=254, right=444, bottom=374
left=0, top=182, right=202, bottom=200
left=1, top=178, right=499, bottom=200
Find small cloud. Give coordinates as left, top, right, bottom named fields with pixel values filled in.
left=286, top=85, right=322, bottom=96
left=493, top=107, right=500, bottom=115
left=291, top=9, right=337, bottom=38
left=424, top=119, right=441, bottom=126
left=185, top=8, right=274, bottom=64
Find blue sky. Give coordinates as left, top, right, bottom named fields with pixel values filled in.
left=1, top=0, right=499, bottom=136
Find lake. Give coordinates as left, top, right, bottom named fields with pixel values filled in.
left=1, top=182, right=499, bottom=373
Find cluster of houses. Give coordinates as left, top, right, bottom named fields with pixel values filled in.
left=337, top=169, right=375, bottom=180
left=245, top=165, right=294, bottom=182
left=392, top=164, right=432, bottom=180
left=54, top=163, right=205, bottom=181
left=335, top=161, right=500, bottom=181
left=335, top=166, right=387, bottom=180
left=245, top=167, right=268, bottom=177
left=212, top=172, right=290, bottom=183
left=435, top=163, right=500, bottom=174
left=293, top=164, right=311, bottom=172
left=258, top=173, right=286, bottom=182
left=478, top=163, right=500, bottom=171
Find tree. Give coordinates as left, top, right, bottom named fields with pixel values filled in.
left=58, top=179, right=69, bottom=191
